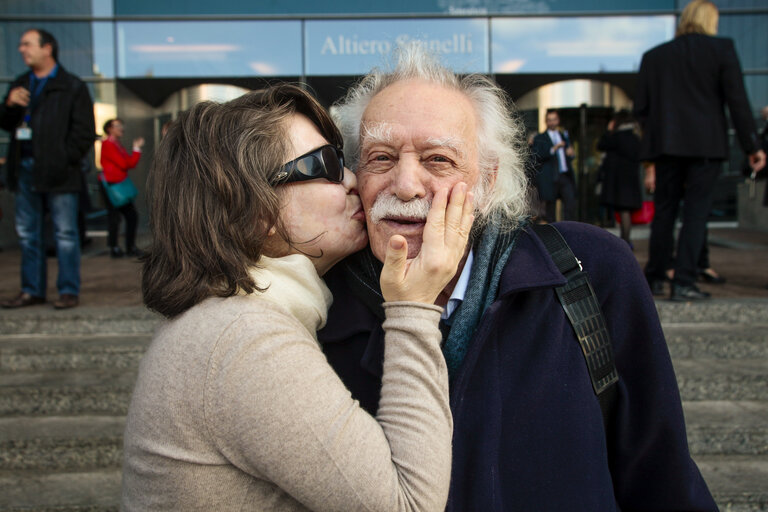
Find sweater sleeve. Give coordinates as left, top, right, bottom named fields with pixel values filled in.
left=101, top=138, right=141, bottom=173
left=204, top=301, right=452, bottom=512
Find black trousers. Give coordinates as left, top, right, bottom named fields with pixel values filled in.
left=544, top=172, right=577, bottom=222
left=646, top=157, right=721, bottom=287
left=99, top=182, right=138, bottom=249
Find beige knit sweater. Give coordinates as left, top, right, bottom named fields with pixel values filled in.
left=121, top=254, right=452, bottom=511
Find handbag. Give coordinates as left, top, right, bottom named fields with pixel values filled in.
left=614, top=200, right=654, bottom=225
left=99, top=173, right=137, bottom=207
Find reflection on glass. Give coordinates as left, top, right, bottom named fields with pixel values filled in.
left=491, top=16, right=675, bottom=74
left=116, top=21, right=302, bottom=78
left=305, top=18, right=488, bottom=76
left=92, top=22, right=115, bottom=78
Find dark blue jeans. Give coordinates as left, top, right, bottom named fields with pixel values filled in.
left=15, top=157, right=80, bottom=297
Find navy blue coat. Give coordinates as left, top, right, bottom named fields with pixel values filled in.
left=319, top=222, right=716, bottom=511
left=531, top=131, right=575, bottom=202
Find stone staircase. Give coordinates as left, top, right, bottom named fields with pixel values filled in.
left=0, top=300, right=766, bottom=511
left=0, top=307, right=156, bottom=512
left=657, top=300, right=768, bottom=512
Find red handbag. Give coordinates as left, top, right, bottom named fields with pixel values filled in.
left=615, top=201, right=655, bottom=225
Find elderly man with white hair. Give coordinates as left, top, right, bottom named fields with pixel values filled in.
left=318, top=43, right=717, bottom=511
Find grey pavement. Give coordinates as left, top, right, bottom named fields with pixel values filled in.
left=1, top=224, right=767, bottom=309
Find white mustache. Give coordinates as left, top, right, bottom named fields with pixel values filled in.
left=369, top=195, right=431, bottom=224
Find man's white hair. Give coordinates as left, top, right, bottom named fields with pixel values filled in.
left=333, top=42, right=531, bottom=231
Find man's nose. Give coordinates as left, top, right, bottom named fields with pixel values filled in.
left=391, top=156, right=428, bottom=201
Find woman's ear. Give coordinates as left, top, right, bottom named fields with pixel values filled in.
left=267, top=226, right=277, bottom=237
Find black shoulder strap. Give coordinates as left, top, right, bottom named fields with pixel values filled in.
left=531, top=223, right=619, bottom=431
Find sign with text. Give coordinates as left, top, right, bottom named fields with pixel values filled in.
left=305, top=19, right=488, bottom=76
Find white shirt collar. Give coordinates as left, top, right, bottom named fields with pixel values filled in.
left=441, top=249, right=474, bottom=320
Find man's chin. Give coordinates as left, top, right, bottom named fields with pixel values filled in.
left=371, top=233, right=423, bottom=262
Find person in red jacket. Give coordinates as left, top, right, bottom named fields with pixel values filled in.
left=100, top=118, right=144, bottom=258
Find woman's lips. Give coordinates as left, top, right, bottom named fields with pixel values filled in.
left=352, top=207, right=366, bottom=221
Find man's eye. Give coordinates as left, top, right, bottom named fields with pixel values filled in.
left=374, top=155, right=391, bottom=161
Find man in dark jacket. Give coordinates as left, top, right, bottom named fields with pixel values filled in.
left=532, top=109, right=577, bottom=222
left=318, top=43, right=717, bottom=511
left=0, top=29, right=95, bottom=309
left=634, top=0, right=765, bottom=301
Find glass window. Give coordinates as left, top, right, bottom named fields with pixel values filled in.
left=115, top=0, right=673, bottom=16
left=0, top=0, right=95, bottom=15
left=116, top=21, right=302, bottom=78
left=679, top=0, right=766, bottom=8
left=305, top=18, right=489, bottom=76
left=719, top=14, right=768, bottom=72
left=745, top=75, right=768, bottom=116
left=491, top=16, right=675, bottom=74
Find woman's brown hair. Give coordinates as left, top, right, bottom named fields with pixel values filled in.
left=142, top=84, right=343, bottom=318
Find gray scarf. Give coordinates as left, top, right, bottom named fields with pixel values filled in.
left=343, top=220, right=524, bottom=379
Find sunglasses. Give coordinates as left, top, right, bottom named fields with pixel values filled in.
left=272, top=144, right=345, bottom=185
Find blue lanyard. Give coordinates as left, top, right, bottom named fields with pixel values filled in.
left=24, top=66, right=57, bottom=124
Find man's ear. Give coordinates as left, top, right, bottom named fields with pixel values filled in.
left=487, top=160, right=499, bottom=189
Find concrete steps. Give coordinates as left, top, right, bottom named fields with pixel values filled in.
left=656, top=300, right=768, bottom=512
left=0, top=308, right=154, bottom=512
left=0, top=301, right=766, bottom=511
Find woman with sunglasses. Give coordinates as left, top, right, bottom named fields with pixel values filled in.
left=121, top=85, right=473, bottom=511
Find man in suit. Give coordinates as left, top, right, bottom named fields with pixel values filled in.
left=532, top=109, right=577, bottom=221
left=635, top=0, right=765, bottom=301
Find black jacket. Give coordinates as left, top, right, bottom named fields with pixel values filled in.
left=597, top=127, right=643, bottom=210
left=634, top=33, right=759, bottom=161
left=531, top=130, right=575, bottom=201
left=0, top=65, right=95, bottom=193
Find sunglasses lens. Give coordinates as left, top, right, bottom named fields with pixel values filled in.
left=277, top=145, right=345, bottom=184
left=320, top=146, right=344, bottom=182
left=293, top=154, right=321, bottom=178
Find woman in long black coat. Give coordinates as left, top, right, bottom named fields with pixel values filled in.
left=598, top=110, right=643, bottom=247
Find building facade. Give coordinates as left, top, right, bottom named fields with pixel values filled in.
left=1, top=0, right=766, bottom=243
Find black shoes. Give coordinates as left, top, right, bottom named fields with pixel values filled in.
left=670, top=283, right=711, bottom=302
left=1, top=292, right=46, bottom=308
left=53, top=294, right=79, bottom=309
left=110, top=246, right=125, bottom=258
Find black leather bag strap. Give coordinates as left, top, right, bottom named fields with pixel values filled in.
left=531, top=223, right=619, bottom=431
